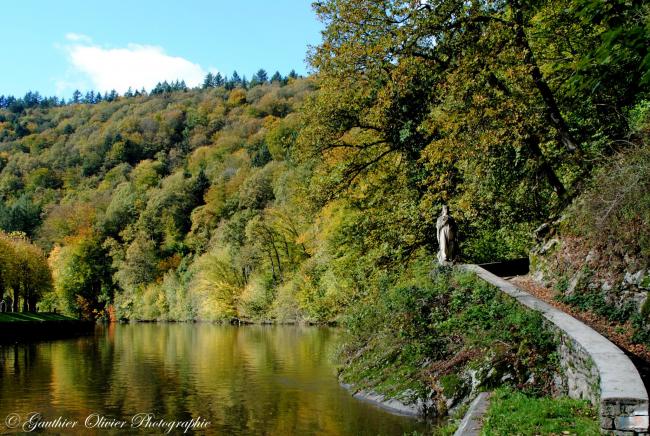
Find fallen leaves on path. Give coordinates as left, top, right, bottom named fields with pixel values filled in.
left=510, top=276, right=650, bottom=362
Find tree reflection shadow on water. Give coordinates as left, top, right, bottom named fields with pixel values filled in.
left=0, top=324, right=431, bottom=435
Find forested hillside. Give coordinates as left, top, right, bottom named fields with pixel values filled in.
left=0, top=0, right=648, bottom=341
left=0, top=78, right=325, bottom=321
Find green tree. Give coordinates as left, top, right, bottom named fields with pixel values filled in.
left=72, top=90, right=82, bottom=104
left=202, top=72, right=215, bottom=89
left=214, top=72, right=225, bottom=87
left=304, top=0, right=649, bottom=263
left=0, top=232, right=52, bottom=312
left=270, top=71, right=283, bottom=83
left=49, top=233, right=113, bottom=318
left=0, top=233, right=17, bottom=308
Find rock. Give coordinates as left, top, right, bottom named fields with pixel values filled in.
left=585, top=249, right=597, bottom=263
left=631, top=292, right=648, bottom=312
left=534, top=223, right=550, bottom=241
left=467, top=369, right=481, bottom=392
left=540, top=238, right=559, bottom=255
left=567, top=270, right=584, bottom=295
left=624, top=270, right=645, bottom=286
left=532, top=269, right=545, bottom=283
left=600, top=417, right=614, bottom=430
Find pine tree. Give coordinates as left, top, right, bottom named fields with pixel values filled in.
left=255, top=69, right=268, bottom=83
left=202, top=72, right=214, bottom=89
left=270, top=71, right=283, bottom=83
left=72, top=90, right=82, bottom=104
left=214, top=72, right=224, bottom=87
left=224, top=75, right=234, bottom=90
left=23, top=91, right=41, bottom=108
left=231, top=71, right=242, bottom=87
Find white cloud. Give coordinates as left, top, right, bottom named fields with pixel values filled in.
left=60, top=37, right=210, bottom=94
left=65, top=33, right=92, bottom=43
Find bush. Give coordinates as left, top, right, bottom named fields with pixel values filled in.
left=567, top=145, right=650, bottom=263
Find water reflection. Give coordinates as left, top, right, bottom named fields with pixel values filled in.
left=0, top=324, right=430, bottom=435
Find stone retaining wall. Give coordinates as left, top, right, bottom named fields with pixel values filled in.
left=464, top=265, right=649, bottom=435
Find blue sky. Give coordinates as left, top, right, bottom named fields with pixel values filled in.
left=1, top=0, right=323, bottom=98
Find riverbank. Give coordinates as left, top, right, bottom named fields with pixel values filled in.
left=340, top=382, right=430, bottom=417
left=337, top=266, right=561, bottom=420
left=0, top=312, right=94, bottom=342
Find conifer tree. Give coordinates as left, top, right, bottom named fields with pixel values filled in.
left=202, top=72, right=214, bottom=89
left=270, top=71, right=282, bottom=83
left=214, top=72, right=224, bottom=87
left=231, top=71, right=242, bottom=87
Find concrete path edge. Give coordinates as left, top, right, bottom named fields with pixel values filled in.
left=463, top=264, right=649, bottom=434
left=453, top=392, right=492, bottom=436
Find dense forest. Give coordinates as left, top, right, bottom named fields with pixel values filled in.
left=0, top=0, right=648, bottom=324
left=0, top=74, right=319, bottom=322
left=0, top=0, right=648, bottom=393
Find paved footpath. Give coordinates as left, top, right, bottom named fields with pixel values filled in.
left=453, top=392, right=491, bottom=436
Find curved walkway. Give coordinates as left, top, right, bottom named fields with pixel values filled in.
left=464, top=264, right=649, bottom=435
left=453, top=392, right=491, bottom=436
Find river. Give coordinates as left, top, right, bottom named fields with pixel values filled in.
left=0, top=324, right=431, bottom=435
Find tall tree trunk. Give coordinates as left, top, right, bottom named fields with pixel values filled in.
left=263, top=225, right=283, bottom=281
left=266, top=249, right=277, bottom=282
left=527, top=136, right=567, bottom=200
left=13, top=287, right=19, bottom=312
left=22, top=288, right=28, bottom=312
left=29, top=295, right=37, bottom=313
left=511, top=0, right=582, bottom=158
left=485, top=72, right=568, bottom=201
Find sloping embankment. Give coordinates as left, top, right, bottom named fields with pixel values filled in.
left=0, top=313, right=95, bottom=342
left=464, top=264, right=649, bottom=435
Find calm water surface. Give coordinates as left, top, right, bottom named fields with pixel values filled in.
left=0, top=324, right=431, bottom=435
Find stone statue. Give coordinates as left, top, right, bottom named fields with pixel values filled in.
left=436, top=205, right=456, bottom=265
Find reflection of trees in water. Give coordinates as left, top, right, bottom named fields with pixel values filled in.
left=0, top=326, right=424, bottom=435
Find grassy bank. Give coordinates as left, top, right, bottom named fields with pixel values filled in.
left=0, top=312, right=93, bottom=342
left=482, top=388, right=599, bottom=435
left=338, top=265, right=559, bottom=417
left=0, top=312, right=78, bottom=322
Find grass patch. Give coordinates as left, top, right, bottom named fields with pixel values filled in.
left=0, top=312, right=78, bottom=322
left=482, top=387, right=599, bottom=435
